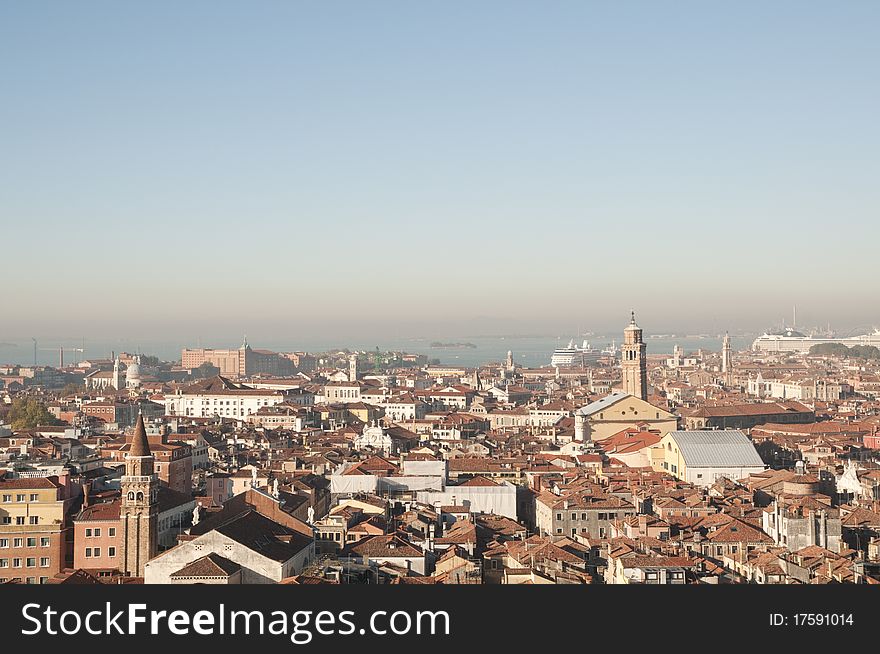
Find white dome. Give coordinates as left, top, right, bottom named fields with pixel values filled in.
left=126, top=362, right=141, bottom=380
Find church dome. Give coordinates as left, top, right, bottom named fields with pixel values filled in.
left=126, top=361, right=142, bottom=380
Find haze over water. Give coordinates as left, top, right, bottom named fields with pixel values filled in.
left=0, top=334, right=754, bottom=369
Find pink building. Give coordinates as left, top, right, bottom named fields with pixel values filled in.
left=72, top=500, right=123, bottom=573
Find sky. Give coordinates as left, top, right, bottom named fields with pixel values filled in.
left=2, top=1, right=879, bottom=343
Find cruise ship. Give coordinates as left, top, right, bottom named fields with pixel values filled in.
left=550, top=340, right=606, bottom=367
left=751, top=327, right=880, bottom=353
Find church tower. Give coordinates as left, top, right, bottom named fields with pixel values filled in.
left=120, top=414, right=158, bottom=577
left=621, top=311, right=648, bottom=400
left=112, top=356, right=122, bottom=390
left=349, top=353, right=359, bottom=382
left=722, top=332, right=732, bottom=373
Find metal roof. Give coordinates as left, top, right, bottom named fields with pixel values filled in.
left=667, top=430, right=765, bottom=468
left=577, top=392, right=631, bottom=417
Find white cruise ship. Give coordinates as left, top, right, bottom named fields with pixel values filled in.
left=751, top=327, right=880, bottom=353
left=550, top=340, right=604, bottom=367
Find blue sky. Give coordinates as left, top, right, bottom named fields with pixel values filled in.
left=2, top=1, right=878, bottom=341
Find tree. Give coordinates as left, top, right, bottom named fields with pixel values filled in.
left=809, top=343, right=880, bottom=360
left=62, top=382, right=84, bottom=395
left=194, top=362, right=220, bottom=379
left=8, top=398, right=61, bottom=430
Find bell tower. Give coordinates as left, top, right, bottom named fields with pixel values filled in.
left=722, top=332, right=732, bottom=373
left=120, top=414, right=158, bottom=577
left=349, top=353, right=359, bottom=382
left=621, top=311, right=648, bottom=400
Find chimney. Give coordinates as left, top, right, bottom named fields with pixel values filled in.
left=81, top=482, right=90, bottom=508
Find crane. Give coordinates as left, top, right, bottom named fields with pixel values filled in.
left=39, top=345, right=85, bottom=368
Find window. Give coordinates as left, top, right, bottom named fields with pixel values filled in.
left=85, top=548, right=92, bottom=558
left=26, top=538, right=36, bottom=547
left=40, top=538, right=49, bottom=547
left=109, top=528, right=116, bottom=537
left=13, top=558, right=22, bottom=568
left=555, top=528, right=563, bottom=534
left=26, top=557, right=36, bottom=567
left=85, top=528, right=92, bottom=537
left=16, top=517, right=25, bottom=525
left=0, top=539, right=6, bottom=548
left=108, top=547, right=116, bottom=557
left=93, top=548, right=101, bottom=557
left=94, top=528, right=101, bottom=537
left=581, top=513, right=587, bottom=520
left=556, top=513, right=562, bottom=521
left=2, top=494, right=11, bottom=502
left=40, top=558, right=49, bottom=567
left=16, top=494, right=26, bottom=502
left=30, top=494, right=38, bottom=502
left=571, top=513, right=577, bottom=521
left=0, top=517, right=10, bottom=525
left=14, top=538, right=23, bottom=548
left=29, top=516, right=38, bottom=525
left=0, top=559, right=7, bottom=568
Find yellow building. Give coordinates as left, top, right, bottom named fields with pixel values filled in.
left=576, top=392, right=678, bottom=442
left=345, top=402, right=384, bottom=425
left=0, top=476, right=69, bottom=584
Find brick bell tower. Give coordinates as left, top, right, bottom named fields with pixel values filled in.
left=621, top=311, right=648, bottom=401
left=120, top=413, right=158, bottom=577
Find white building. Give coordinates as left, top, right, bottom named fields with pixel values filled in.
left=144, top=507, right=315, bottom=584
left=164, top=376, right=287, bottom=420
left=655, top=430, right=766, bottom=487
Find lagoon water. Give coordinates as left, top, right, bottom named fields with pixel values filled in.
left=0, top=334, right=755, bottom=369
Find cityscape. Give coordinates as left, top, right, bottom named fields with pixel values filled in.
left=2, top=312, right=880, bottom=585
left=3, top=7, right=880, bottom=633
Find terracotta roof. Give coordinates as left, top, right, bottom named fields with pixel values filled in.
left=77, top=500, right=121, bottom=522
left=0, top=476, right=63, bottom=490
left=170, top=553, right=241, bottom=578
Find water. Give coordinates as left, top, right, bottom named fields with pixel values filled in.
left=0, top=334, right=755, bottom=369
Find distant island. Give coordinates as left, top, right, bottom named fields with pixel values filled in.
left=430, top=341, right=477, bottom=349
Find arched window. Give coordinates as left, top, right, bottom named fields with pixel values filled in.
left=128, top=492, right=135, bottom=501
left=136, top=492, right=144, bottom=501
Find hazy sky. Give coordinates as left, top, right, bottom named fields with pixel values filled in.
left=2, top=1, right=878, bottom=341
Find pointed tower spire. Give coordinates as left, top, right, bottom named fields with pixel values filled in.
left=130, top=413, right=152, bottom=457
